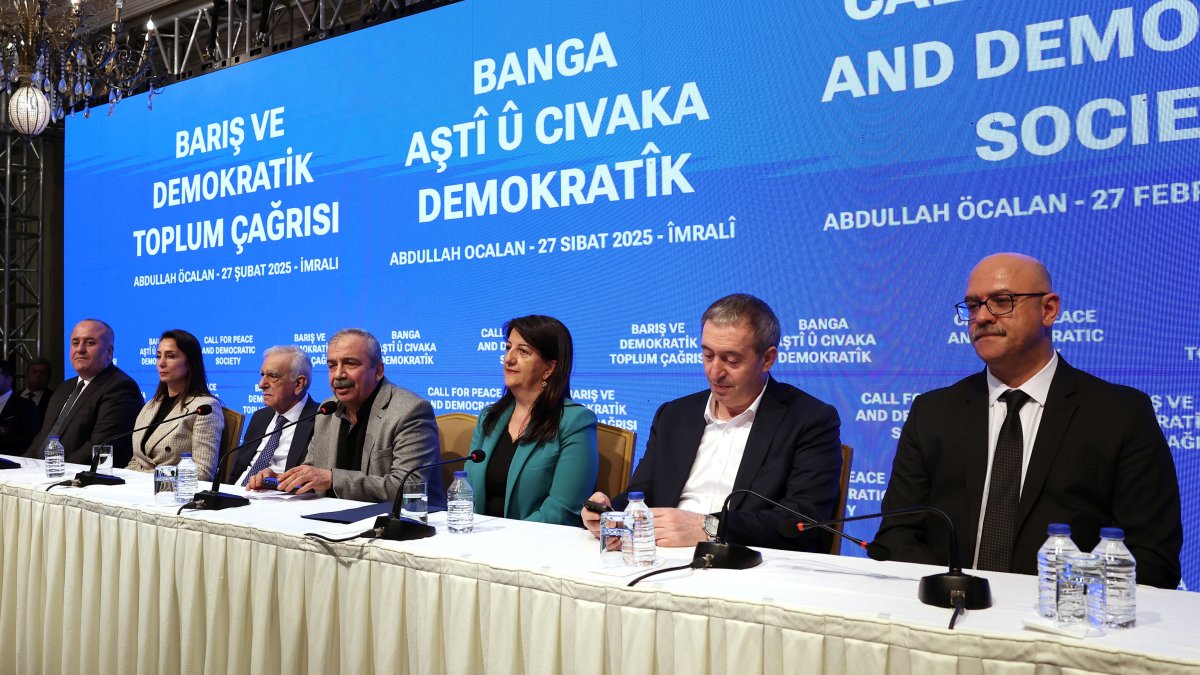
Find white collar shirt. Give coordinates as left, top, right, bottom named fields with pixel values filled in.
left=676, top=381, right=769, bottom=516
left=234, top=395, right=310, bottom=485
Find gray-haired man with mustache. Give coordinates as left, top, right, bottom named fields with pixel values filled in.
left=870, top=253, right=1182, bottom=589
left=248, top=328, right=442, bottom=505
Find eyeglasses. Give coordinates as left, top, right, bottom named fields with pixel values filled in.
left=955, top=293, right=1048, bottom=322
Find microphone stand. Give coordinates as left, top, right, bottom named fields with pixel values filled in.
left=188, top=401, right=336, bottom=511
left=688, top=489, right=871, bottom=572
left=691, top=490, right=765, bottom=571
left=371, top=451, right=486, bottom=542
left=629, top=489, right=868, bottom=587
left=75, top=406, right=212, bottom=487
left=789, top=505, right=993, bottom=613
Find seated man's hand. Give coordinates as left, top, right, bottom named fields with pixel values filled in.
left=278, top=465, right=333, bottom=494
left=582, top=491, right=610, bottom=537
left=649, top=507, right=706, bottom=547
left=246, top=468, right=277, bottom=491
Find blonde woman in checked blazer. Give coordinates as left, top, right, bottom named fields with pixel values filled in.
left=126, top=329, right=224, bottom=480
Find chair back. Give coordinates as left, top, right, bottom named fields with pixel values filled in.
left=220, top=407, right=246, bottom=481
left=595, top=423, right=636, bottom=497
left=829, top=444, right=854, bottom=556
left=436, top=413, right=478, bottom=492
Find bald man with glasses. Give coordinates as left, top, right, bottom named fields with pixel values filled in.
left=870, top=253, right=1182, bottom=589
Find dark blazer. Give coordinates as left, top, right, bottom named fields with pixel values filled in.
left=23, top=387, right=54, bottom=429
left=614, top=377, right=843, bottom=553
left=229, top=396, right=320, bottom=482
left=26, top=364, right=144, bottom=467
left=0, top=392, right=39, bottom=454
left=871, top=358, right=1183, bottom=589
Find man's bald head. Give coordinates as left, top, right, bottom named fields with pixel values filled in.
left=963, top=253, right=1060, bottom=386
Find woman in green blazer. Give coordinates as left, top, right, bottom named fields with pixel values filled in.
left=465, top=315, right=598, bottom=526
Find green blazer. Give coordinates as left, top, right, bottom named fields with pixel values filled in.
left=465, top=400, right=598, bottom=526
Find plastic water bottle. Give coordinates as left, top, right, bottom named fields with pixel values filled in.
left=43, top=436, right=65, bottom=479
left=175, top=452, right=198, bottom=505
left=1093, top=527, right=1137, bottom=628
left=1036, top=523, right=1080, bottom=619
left=625, top=491, right=656, bottom=567
left=447, top=470, right=474, bottom=533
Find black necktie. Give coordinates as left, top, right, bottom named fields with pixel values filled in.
left=977, top=389, right=1032, bottom=572
left=46, top=379, right=86, bottom=440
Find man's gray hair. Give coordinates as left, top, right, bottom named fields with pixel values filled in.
left=701, top=293, right=781, bottom=355
left=264, top=345, right=313, bottom=391
left=329, top=328, right=383, bottom=367
left=79, top=318, right=116, bottom=346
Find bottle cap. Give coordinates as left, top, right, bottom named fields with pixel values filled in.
left=628, top=491, right=644, bottom=500
left=1099, top=527, right=1125, bottom=540
left=181, top=452, right=192, bottom=458
left=453, top=470, right=467, bottom=478
left=1047, top=523, right=1071, bottom=535
left=49, top=435, right=59, bottom=440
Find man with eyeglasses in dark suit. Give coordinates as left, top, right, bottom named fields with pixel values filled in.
left=871, top=253, right=1182, bottom=589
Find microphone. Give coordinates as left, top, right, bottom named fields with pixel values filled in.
left=777, top=505, right=993, bottom=612
left=189, top=400, right=337, bottom=511
left=371, top=449, right=487, bottom=541
left=0, top=457, right=19, bottom=470
left=75, top=404, right=214, bottom=487
left=723, top=489, right=869, bottom=550
left=690, top=489, right=868, bottom=572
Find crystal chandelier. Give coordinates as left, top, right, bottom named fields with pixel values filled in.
left=0, top=0, right=159, bottom=135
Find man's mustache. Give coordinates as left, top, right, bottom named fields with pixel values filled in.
left=971, top=325, right=1005, bottom=342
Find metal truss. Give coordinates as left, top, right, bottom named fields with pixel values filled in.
left=0, top=126, right=46, bottom=372
left=145, top=0, right=452, bottom=81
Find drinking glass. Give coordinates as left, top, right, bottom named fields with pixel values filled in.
left=93, top=444, right=114, bottom=473
left=599, top=511, right=630, bottom=568
left=401, top=479, right=428, bottom=523
left=153, top=465, right=177, bottom=505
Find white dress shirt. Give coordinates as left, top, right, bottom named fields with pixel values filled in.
left=234, top=395, right=310, bottom=485
left=972, top=352, right=1059, bottom=568
left=21, top=388, right=44, bottom=406
left=676, top=382, right=768, bottom=516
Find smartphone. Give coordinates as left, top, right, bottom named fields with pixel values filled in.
left=262, top=476, right=298, bottom=493
left=582, top=499, right=613, bottom=514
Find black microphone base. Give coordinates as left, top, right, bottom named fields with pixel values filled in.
left=373, top=514, right=436, bottom=541
left=192, top=489, right=251, bottom=510
left=919, top=571, right=992, bottom=609
left=0, top=457, right=20, bottom=470
left=693, top=540, right=763, bottom=570
left=74, top=470, right=127, bottom=487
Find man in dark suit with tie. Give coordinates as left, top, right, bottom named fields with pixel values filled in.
left=581, top=294, right=843, bottom=553
left=230, top=345, right=320, bottom=485
left=0, top=358, right=39, bottom=454
left=871, top=253, right=1182, bottom=588
left=19, top=357, right=55, bottom=428
left=25, top=319, right=143, bottom=466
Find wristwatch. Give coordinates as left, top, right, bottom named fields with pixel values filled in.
left=703, top=514, right=720, bottom=541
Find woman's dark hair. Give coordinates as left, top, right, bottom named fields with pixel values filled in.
left=482, top=315, right=574, bottom=443
left=153, top=329, right=213, bottom=403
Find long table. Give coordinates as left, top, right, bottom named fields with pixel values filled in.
left=2, top=455, right=1198, bottom=675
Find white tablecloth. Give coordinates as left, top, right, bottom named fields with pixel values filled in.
left=2, top=455, right=1198, bottom=675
